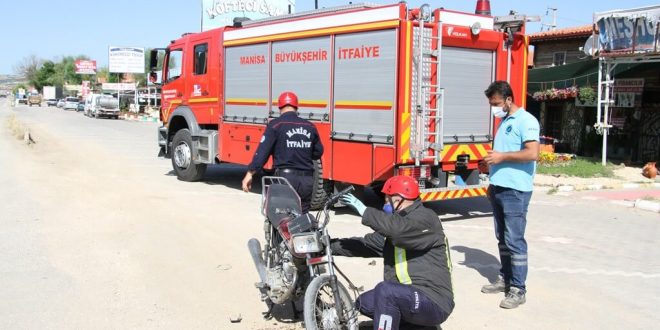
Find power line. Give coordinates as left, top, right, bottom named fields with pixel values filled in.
left=541, top=7, right=557, bottom=32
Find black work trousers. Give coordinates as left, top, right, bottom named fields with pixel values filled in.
left=277, top=171, right=314, bottom=214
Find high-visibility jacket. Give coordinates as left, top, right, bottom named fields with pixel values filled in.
left=331, top=200, right=454, bottom=314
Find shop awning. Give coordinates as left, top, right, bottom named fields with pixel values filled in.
left=528, top=59, right=598, bottom=93
left=528, top=59, right=647, bottom=93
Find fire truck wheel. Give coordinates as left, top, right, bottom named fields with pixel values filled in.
left=171, top=129, right=207, bottom=182
left=310, top=160, right=332, bottom=211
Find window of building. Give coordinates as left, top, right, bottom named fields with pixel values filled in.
left=193, top=43, right=208, bottom=75
left=553, top=52, right=566, bottom=66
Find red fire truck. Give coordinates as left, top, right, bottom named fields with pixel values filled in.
left=151, top=1, right=531, bottom=209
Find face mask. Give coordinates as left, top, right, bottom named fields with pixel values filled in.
left=385, top=196, right=404, bottom=214
left=491, top=106, right=507, bottom=118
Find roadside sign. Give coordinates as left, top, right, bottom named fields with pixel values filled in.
left=75, top=60, right=97, bottom=74
left=596, top=6, right=660, bottom=53
left=202, top=0, right=292, bottom=31
left=102, top=83, right=136, bottom=91
left=82, top=81, right=91, bottom=96
left=109, top=46, right=145, bottom=73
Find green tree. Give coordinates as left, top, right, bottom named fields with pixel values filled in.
left=97, top=67, right=120, bottom=83
left=33, top=60, right=56, bottom=91
left=12, top=84, right=28, bottom=95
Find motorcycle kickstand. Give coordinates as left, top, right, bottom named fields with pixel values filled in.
left=291, top=301, right=302, bottom=320
left=263, top=301, right=275, bottom=320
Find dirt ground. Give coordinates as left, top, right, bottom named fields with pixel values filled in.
left=2, top=101, right=660, bottom=329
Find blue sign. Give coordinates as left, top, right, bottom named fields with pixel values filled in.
left=597, top=16, right=658, bottom=53
left=202, top=0, right=293, bottom=31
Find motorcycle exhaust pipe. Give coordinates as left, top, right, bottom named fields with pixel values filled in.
left=248, top=238, right=268, bottom=284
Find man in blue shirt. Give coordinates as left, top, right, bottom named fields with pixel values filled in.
left=481, top=81, right=539, bottom=309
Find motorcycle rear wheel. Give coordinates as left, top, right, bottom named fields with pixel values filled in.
left=303, top=275, right=358, bottom=330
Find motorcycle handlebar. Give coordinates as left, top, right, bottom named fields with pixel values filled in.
left=318, top=185, right=355, bottom=229
left=327, top=186, right=354, bottom=205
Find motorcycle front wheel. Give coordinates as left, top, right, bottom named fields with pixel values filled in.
left=303, top=275, right=358, bottom=330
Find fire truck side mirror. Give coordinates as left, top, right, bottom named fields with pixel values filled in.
left=149, top=49, right=160, bottom=71
left=148, top=72, right=161, bottom=85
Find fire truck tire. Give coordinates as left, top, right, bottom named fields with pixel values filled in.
left=171, top=129, right=206, bottom=182
left=310, top=160, right=332, bottom=211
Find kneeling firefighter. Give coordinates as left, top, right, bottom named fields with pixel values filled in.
left=332, top=175, right=454, bottom=330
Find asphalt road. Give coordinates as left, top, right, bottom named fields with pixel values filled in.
left=1, top=100, right=659, bottom=329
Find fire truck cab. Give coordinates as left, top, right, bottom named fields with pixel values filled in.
left=151, top=2, right=530, bottom=209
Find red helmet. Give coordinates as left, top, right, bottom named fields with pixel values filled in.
left=381, top=175, right=420, bottom=200
left=278, top=91, right=298, bottom=109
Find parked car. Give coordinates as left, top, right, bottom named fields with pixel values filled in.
left=18, top=97, right=28, bottom=105
left=28, top=94, right=42, bottom=107
left=46, top=99, right=59, bottom=106
left=57, top=98, right=65, bottom=108
left=63, top=97, right=79, bottom=111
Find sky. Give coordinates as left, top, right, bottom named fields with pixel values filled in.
left=1, top=0, right=659, bottom=75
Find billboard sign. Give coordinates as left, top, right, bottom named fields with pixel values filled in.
left=596, top=6, right=660, bottom=53
left=102, top=82, right=137, bottom=91
left=75, top=60, right=97, bottom=74
left=202, top=0, right=292, bottom=31
left=613, top=78, right=644, bottom=108
left=109, top=46, right=145, bottom=73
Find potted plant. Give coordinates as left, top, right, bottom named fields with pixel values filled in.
left=578, top=86, right=596, bottom=105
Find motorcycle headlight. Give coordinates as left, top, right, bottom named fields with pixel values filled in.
left=291, top=233, right=323, bottom=254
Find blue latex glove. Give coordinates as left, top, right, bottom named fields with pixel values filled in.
left=340, top=193, right=366, bottom=216
left=382, top=203, right=393, bottom=214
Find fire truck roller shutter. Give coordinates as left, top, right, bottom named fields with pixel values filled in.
left=332, top=29, right=397, bottom=144
left=224, top=43, right=270, bottom=123
left=440, top=47, right=494, bottom=143
left=271, top=36, right=331, bottom=121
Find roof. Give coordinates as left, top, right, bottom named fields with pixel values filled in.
left=529, top=25, right=595, bottom=43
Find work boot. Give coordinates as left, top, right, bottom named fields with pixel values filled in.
left=481, top=277, right=506, bottom=294
left=499, top=287, right=526, bottom=309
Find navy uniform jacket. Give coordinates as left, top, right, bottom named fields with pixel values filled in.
left=247, top=111, right=324, bottom=172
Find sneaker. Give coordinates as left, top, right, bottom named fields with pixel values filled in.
left=481, top=277, right=506, bottom=294
left=499, top=287, right=526, bottom=309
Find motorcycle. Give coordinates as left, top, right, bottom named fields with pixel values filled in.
left=248, top=176, right=359, bottom=329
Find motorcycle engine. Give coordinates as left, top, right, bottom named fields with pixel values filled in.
left=265, top=246, right=298, bottom=304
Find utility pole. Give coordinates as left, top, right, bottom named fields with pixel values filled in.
left=541, top=7, right=557, bottom=31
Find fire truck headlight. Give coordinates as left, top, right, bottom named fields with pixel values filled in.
left=420, top=4, right=432, bottom=22
left=471, top=22, right=482, bottom=36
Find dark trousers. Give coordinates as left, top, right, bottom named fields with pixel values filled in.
left=356, top=281, right=450, bottom=330
left=277, top=171, right=313, bottom=213
left=488, top=185, right=532, bottom=293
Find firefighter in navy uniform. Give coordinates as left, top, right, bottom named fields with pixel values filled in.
left=242, top=91, right=324, bottom=213
left=333, top=175, right=454, bottom=330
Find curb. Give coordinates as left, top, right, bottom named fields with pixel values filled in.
left=634, top=200, right=660, bottom=213
left=121, top=114, right=159, bottom=123
left=607, top=199, right=660, bottom=213
left=536, top=181, right=658, bottom=193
